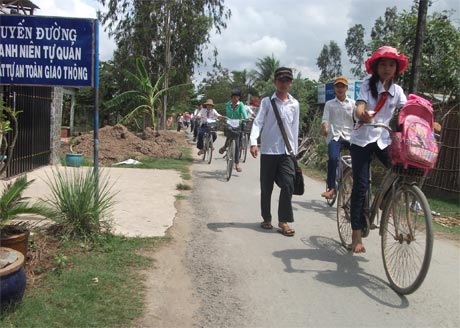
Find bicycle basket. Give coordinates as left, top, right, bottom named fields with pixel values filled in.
left=391, top=164, right=426, bottom=178
left=206, top=122, right=217, bottom=132
left=224, top=125, right=241, bottom=139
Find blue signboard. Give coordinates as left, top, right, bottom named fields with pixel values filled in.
left=318, top=80, right=364, bottom=103
left=0, top=15, right=97, bottom=87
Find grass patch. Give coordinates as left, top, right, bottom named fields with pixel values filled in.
left=425, top=192, right=459, bottom=219
left=175, top=194, right=186, bottom=200
left=176, top=183, right=191, bottom=191
left=0, top=235, right=169, bottom=327
left=113, top=148, right=193, bottom=180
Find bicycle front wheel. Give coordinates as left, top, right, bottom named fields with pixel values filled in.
left=207, top=136, right=213, bottom=164
left=381, top=183, right=433, bottom=295
left=226, top=140, right=235, bottom=181
left=202, top=134, right=208, bottom=161
left=337, top=167, right=353, bottom=249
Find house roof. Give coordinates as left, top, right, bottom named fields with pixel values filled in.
left=0, top=0, right=39, bottom=15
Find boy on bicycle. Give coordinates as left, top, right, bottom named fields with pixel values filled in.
left=321, top=76, right=355, bottom=199
left=219, top=88, right=248, bottom=172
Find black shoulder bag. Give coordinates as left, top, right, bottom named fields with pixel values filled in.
left=270, top=98, right=304, bottom=196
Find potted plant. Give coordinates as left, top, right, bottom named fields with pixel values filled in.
left=65, top=138, right=83, bottom=167
left=0, top=247, right=26, bottom=310
left=0, top=175, right=50, bottom=257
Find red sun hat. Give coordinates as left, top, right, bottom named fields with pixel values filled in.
left=365, top=46, right=409, bottom=75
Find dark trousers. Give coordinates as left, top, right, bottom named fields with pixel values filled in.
left=193, top=120, right=199, bottom=139
left=197, top=125, right=217, bottom=149
left=327, top=138, right=350, bottom=189
left=260, top=154, right=295, bottom=223
left=350, top=142, right=390, bottom=230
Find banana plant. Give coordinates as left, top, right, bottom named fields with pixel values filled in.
left=105, top=58, right=190, bottom=131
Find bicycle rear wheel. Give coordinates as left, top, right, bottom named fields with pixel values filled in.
left=241, top=133, right=248, bottom=163
left=381, top=183, right=433, bottom=295
left=337, top=167, right=353, bottom=249
left=226, top=139, right=235, bottom=181
left=207, top=136, right=213, bottom=164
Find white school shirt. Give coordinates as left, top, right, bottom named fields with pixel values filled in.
left=322, top=96, right=355, bottom=143
left=249, top=93, right=300, bottom=155
left=351, top=79, right=407, bottom=149
left=198, top=108, right=220, bottom=125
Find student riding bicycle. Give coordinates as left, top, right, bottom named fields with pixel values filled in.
left=219, top=88, right=248, bottom=172
left=196, top=99, right=222, bottom=155
left=321, top=76, right=355, bottom=199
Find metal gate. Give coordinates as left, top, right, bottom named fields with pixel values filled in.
left=2, top=85, right=51, bottom=178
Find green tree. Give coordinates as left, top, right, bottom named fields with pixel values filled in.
left=198, top=66, right=233, bottom=112
left=104, top=58, right=189, bottom=131
left=368, top=6, right=399, bottom=53
left=98, top=0, right=231, bottom=126
left=254, top=55, right=280, bottom=81
left=345, top=24, right=367, bottom=79
left=316, top=41, right=342, bottom=82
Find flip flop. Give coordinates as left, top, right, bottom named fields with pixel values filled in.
left=277, top=223, right=295, bottom=237
left=260, top=222, right=273, bottom=229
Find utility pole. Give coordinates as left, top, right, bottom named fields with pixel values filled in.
left=409, top=0, right=428, bottom=94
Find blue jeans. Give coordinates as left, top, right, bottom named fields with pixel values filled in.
left=350, top=142, right=390, bottom=230
left=327, top=138, right=350, bottom=189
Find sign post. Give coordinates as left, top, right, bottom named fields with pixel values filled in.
left=0, top=15, right=100, bottom=177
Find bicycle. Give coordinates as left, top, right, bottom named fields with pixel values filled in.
left=239, top=119, right=252, bottom=163
left=201, top=119, right=217, bottom=164
left=336, top=123, right=435, bottom=295
left=222, top=118, right=250, bottom=181
left=325, top=146, right=350, bottom=207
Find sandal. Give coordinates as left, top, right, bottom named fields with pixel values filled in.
left=277, top=222, right=295, bottom=237
left=260, top=222, right=273, bottom=230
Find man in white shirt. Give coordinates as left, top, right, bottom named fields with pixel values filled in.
left=321, top=76, right=355, bottom=199
left=249, top=67, right=299, bottom=237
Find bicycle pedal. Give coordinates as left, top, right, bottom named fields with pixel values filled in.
left=370, top=223, right=379, bottom=230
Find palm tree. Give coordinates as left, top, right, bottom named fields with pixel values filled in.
left=254, top=54, right=280, bottom=81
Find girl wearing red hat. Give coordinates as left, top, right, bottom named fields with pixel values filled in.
left=349, top=46, right=409, bottom=253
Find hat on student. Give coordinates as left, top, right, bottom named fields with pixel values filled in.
left=334, top=76, right=348, bottom=86
left=231, top=88, right=241, bottom=97
left=203, top=99, right=214, bottom=106
left=274, top=67, right=293, bottom=80
left=365, top=46, right=409, bottom=75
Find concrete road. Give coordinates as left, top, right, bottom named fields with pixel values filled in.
left=185, top=132, right=460, bottom=328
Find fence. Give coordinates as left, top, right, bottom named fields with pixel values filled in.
left=2, top=85, right=52, bottom=178
left=424, top=103, right=459, bottom=194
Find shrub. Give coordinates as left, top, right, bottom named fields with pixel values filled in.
left=43, top=169, right=117, bottom=240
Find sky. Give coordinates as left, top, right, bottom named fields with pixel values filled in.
left=34, top=0, right=459, bottom=82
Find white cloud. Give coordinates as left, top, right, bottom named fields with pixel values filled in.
left=35, top=0, right=115, bottom=61
left=31, top=0, right=460, bottom=82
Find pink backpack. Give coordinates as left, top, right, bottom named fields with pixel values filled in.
left=389, top=94, right=439, bottom=175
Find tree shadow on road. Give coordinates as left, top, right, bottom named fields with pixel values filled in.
left=272, top=235, right=409, bottom=308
